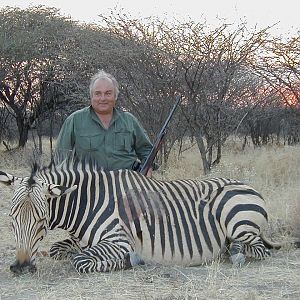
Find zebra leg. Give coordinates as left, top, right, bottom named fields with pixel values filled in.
left=229, top=235, right=271, bottom=266
left=229, top=241, right=246, bottom=267
left=72, top=241, right=140, bottom=273
left=243, top=236, right=271, bottom=259
left=73, top=253, right=126, bottom=273
left=50, top=237, right=81, bottom=260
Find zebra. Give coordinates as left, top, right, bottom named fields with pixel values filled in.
left=0, top=158, right=282, bottom=274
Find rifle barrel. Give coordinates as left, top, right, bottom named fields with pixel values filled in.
left=140, top=95, right=182, bottom=175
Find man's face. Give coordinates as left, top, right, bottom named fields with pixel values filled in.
left=91, top=78, right=116, bottom=115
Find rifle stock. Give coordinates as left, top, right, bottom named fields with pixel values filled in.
left=140, top=95, right=182, bottom=175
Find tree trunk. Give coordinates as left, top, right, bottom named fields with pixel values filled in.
left=194, top=131, right=210, bottom=174
left=38, top=134, right=43, bottom=154
left=213, top=110, right=222, bottom=166
left=212, top=141, right=222, bottom=167
left=16, top=118, right=30, bottom=148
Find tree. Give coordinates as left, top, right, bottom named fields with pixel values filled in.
left=254, top=35, right=300, bottom=114
left=0, top=6, right=79, bottom=146
left=174, top=23, right=270, bottom=173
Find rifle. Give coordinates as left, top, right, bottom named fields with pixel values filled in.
left=139, top=95, right=182, bottom=176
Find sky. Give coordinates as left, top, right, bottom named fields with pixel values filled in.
left=1, top=0, right=299, bottom=36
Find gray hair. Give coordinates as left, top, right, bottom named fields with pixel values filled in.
left=89, top=70, right=119, bottom=99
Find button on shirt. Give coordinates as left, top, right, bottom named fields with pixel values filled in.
left=55, top=106, right=153, bottom=170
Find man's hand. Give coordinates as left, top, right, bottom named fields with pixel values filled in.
left=146, top=167, right=153, bottom=177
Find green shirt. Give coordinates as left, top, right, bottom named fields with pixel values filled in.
left=55, top=106, right=152, bottom=170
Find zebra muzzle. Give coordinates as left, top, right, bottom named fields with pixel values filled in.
left=10, top=260, right=37, bottom=275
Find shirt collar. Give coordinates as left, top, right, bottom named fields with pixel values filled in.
left=89, top=106, right=120, bottom=127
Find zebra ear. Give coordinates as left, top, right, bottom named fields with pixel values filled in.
left=0, top=171, right=21, bottom=188
left=45, top=184, right=78, bottom=198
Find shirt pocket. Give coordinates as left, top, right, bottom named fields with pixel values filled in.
left=115, top=131, right=134, bottom=152
left=76, top=132, right=104, bottom=151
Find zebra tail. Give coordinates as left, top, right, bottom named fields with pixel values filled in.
left=260, top=232, right=282, bottom=250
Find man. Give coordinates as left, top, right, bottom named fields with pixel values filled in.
left=55, top=70, right=153, bottom=176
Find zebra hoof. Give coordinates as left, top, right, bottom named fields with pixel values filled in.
left=128, top=252, right=145, bottom=267
left=265, top=249, right=271, bottom=257
left=230, top=253, right=245, bottom=267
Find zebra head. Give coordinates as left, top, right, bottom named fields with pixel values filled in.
left=0, top=170, right=77, bottom=275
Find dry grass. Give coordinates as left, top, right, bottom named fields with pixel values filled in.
left=0, top=138, right=300, bottom=300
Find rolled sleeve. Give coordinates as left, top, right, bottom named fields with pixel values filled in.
left=55, top=116, right=75, bottom=158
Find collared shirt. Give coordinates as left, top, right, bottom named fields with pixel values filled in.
left=55, top=106, right=152, bottom=170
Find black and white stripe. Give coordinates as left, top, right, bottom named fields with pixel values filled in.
left=0, top=160, right=281, bottom=273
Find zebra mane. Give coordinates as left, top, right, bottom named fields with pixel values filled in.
left=34, top=154, right=104, bottom=176
left=28, top=162, right=39, bottom=187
